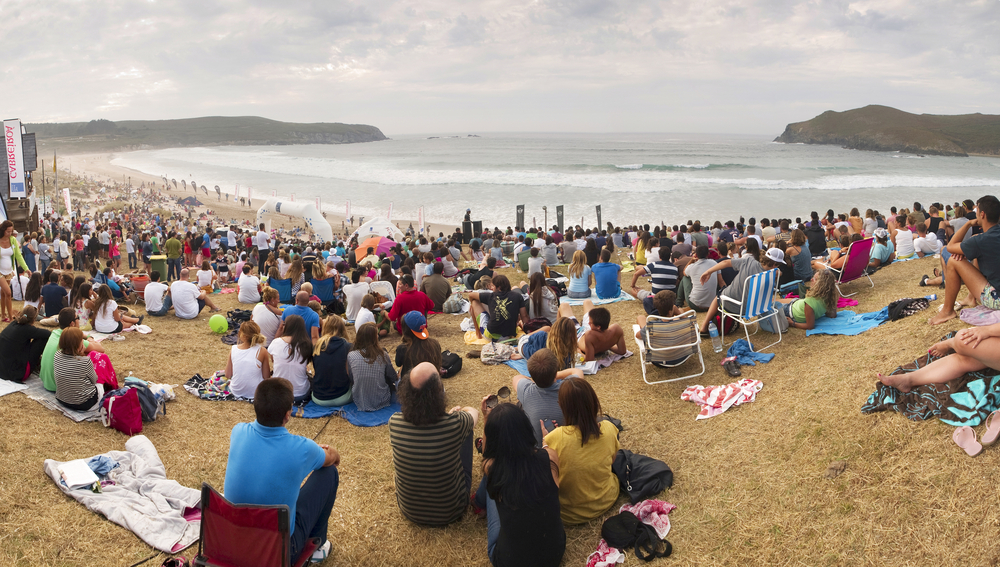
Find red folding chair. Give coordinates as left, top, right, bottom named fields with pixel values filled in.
left=193, top=483, right=319, bottom=567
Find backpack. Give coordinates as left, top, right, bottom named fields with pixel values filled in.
left=612, top=449, right=674, bottom=504
left=442, top=294, right=466, bottom=314
left=227, top=309, right=253, bottom=330
left=601, top=511, right=672, bottom=561
left=123, top=378, right=165, bottom=422
left=546, top=278, right=567, bottom=298
left=440, top=350, right=462, bottom=378
left=100, top=387, right=143, bottom=435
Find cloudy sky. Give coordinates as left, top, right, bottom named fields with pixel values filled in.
left=3, top=0, right=998, bottom=135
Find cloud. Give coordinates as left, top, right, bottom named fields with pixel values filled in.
left=3, top=0, right=999, bottom=134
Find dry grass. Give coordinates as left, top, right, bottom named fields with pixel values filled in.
left=1, top=251, right=994, bottom=567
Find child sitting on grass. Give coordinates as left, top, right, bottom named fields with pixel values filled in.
left=776, top=269, right=839, bottom=331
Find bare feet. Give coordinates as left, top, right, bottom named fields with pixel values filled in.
left=928, top=310, right=957, bottom=325
left=959, top=295, right=978, bottom=309
left=927, top=339, right=954, bottom=358
left=878, top=372, right=912, bottom=393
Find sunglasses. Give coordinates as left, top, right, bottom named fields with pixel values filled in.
left=485, top=386, right=511, bottom=409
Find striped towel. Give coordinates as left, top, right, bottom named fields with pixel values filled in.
left=680, top=379, right=763, bottom=420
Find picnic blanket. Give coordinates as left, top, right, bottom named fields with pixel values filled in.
left=806, top=307, right=889, bottom=336
left=182, top=372, right=248, bottom=402
left=725, top=339, right=775, bottom=366
left=294, top=398, right=400, bottom=427
left=560, top=289, right=635, bottom=306
left=0, top=379, right=28, bottom=398
left=43, top=435, right=201, bottom=553
left=681, top=379, right=764, bottom=420
left=960, top=305, right=1000, bottom=327
left=22, top=376, right=101, bottom=422
left=861, top=333, right=1000, bottom=426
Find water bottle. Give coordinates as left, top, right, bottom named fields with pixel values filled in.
left=925, top=294, right=937, bottom=301
left=708, top=322, right=723, bottom=353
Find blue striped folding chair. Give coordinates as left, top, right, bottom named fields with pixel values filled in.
left=632, top=312, right=705, bottom=385
left=719, top=268, right=782, bottom=353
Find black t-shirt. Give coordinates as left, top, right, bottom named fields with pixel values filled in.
left=491, top=449, right=566, bottom=567
left=479, top=290, right=524, bottom=337
left=927, top=216, right=942, bottom=234
left=466, top=267, right=493, bottom=290
left=41, top=283, right=67, bottom=318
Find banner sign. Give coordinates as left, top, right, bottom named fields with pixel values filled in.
left=315, top=197, right=321, bottom=211
left=63, top=187, right=71, bottom=215
left=556, top=205, right=564, bottom=233
left=5, top=119, right=25, bottom=198
left=516, top=205, right=525, bottom=230
left=387, top=202, right=393, bottom=221
left=234, top=184, right=240, bottom=199
left=596, top=205, right=602, bottom=229
left=418, top=206, right=424, bottom=235
left=346, top=200, right=351, bottom=219
left=246, top=187, right=252, bottom=202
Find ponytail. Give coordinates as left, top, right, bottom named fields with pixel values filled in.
left=16, top=305, right=37, bottom=325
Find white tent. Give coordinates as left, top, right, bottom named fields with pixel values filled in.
left=256, top=197, right=334, bottom=243
left=349, top=217, right=405, bottom=242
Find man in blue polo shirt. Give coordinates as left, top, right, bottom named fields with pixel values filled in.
left=224, top=378, right=340, bottom=563
left=281, top=291, right=321, bottom=342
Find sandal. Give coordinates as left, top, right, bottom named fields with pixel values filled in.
left=722, top=357, right=742, bottom=377
left=982, top=411, right=1000, bottom=446
left=953, top=426, right=982, bottom=457
left=919, top=275, right=929, bottom=287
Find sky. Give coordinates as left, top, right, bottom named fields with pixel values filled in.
left=3, top=0, right=999, bottom=136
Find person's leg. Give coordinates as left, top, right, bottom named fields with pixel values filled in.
left=200, top=293, right=221, bottom=312
left=699, top=296, right=722, bottom=334
left=27, top=336, right=48, bottom=375
left=486, top=494, right=501, bottom=564
left=879, top=342, right=993, bottom=393
left=929, top=257, right=987, bottom=324
left=608, top=324, right=627, bottom=355
left=582, top=298, right=595, bottom=317
left=289, top=465, right=339, bottom=560
left=676, top=275, right=692, bottom=307
left=0, top=276, right=11, bottom=320
left=149, top=295, right=172, bottom=316
left=469, top=298, right=485, bottom=338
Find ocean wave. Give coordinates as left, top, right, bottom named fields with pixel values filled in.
left=686, top=175, right=1000, bottom=191
left=611, top=163, right=754, bottom=171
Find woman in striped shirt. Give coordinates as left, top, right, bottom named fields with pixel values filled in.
left=348, top=322, right=398, bottom=411
left=53, top=327, right=101, bottom=411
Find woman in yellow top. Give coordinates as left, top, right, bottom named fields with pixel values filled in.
left=542, top=377, right=620, bottom=524
left=0, top=220, right=31, bottom=323
left=632, top=231, right=650, bottom=266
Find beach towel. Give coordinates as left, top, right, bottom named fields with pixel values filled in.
left=294, top=399, right=401, bottom=427
left=680, top=378, right=764, bottom=420
left=503, top=351, right=632, bottom=377
left=587, top=500, right=675, bottom=567
left=725, top=340, right=775, bottom=366
left=960, top=305, right=1000, bottom=327
left=806, top=307, right=889, bottom=336
left=22, top=376, right=101, bottom=422
left=0, top=379, right=28, bottom=398
left=861, top=334, right=1000, bottom=426
left=182, top=372, right=249, bottom=402
left=43, top=435, right=201, bottom=553
left=560, top=289, right=635, bottom=306
left=504, top=358, right=531, bottom=376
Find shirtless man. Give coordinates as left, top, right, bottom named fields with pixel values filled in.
left=569, top=301, right=626, bottom=362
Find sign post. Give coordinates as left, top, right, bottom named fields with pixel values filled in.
left=516, top=205, right=525, bottom=230
left=596, top=205, right=602, bottom=229
left=556, top=205, right=564, bottom=233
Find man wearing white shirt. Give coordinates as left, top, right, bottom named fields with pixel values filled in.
left=227, top=227, right=238, bottom=253
left=170, top=269, right=221, bottom=319
left=144, top=271, right=172, bottom=316
left=237, top=265, right=262, bottom=303
left=255, top=224, right=271, bottom=274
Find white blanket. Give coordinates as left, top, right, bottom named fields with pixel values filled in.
left=0, top=379, right=28, bottom=398
left=43, top=435, right=201, bottom=553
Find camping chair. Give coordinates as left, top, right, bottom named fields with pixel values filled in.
left=193, top=483, right=319, bottom=567
left=719, top=268, right=782, bottom=353
left=826, top=237, right=874, bottom=297
left=633, top=312, right=705, bottom=385
left=269, top=278, right=293, bottom=304
left=311, top=277, right=335, bottom=303
left=369, top=280, right=396, bottom=304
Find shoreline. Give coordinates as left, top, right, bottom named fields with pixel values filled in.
left=58, top=153, right=459, bottom=240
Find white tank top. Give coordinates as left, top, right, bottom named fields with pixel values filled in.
left=229, top=344, right=264, bottom=399
left=0, top=245, right=13, bottom=275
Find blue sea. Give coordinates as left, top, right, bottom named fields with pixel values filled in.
left=111, top=133, right=1000, bottom=228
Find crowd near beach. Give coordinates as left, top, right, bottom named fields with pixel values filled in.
left=3, top=159, right=1000, bottom=566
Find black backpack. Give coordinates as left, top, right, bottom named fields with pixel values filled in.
left=601, top=511, right=672, bottom=561
left=440, top=350, right=462, bottom=378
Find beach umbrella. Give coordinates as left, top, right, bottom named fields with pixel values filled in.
left=354, top=236, right=395, bottom=261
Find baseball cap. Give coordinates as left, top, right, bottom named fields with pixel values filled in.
left=764, top=248, right=786, bottom=264
left=403, top=311, right=429, bottom=339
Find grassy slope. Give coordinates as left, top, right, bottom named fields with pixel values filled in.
left=775, top=105, right=1000, bottom=156
left=27, top=116, right=387, bottom=154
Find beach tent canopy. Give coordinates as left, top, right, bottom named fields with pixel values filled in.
left=177, top=196, right=203, bottom=206
left=350, top=217, right=404, bottom=243
left=256, top=197, right=334, bottom=243
left=355, top=236, right=396, bottom=261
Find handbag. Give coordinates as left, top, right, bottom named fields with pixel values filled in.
left=601, top=511, right=672, bottom=561
left=440, top=350, right=462, bottom=378
left=100, top=387, right=143, bottom=435
left=612, top=449, right=674, bottom=504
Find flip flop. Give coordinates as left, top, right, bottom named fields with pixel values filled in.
left=919, top=275, right=929, bottom=287
left=953, top=426, right=982, bottom=457
left=982, top=411, right=1000, bottom=446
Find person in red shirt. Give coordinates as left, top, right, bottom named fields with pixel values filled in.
left=387, top=274, right=435, bottom=334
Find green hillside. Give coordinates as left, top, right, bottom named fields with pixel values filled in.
left=774, top=105, right=1000, bottom=157
left=27, top=116, right=386, bottom=154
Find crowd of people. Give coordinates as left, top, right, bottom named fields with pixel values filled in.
left=3, top=182, right=1000, bottom=566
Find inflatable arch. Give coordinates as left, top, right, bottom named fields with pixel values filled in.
left=350, top=217, right=405, bottom=242
left=256, top=198, right=334, bottom=243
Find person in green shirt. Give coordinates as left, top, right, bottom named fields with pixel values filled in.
left=164, top=233, right=183, bottom=281
left=40, top=308, right=105, bottom=392
left=776, top=270, right=839, bottom=331
left=150, top=233, right=160, bottom=255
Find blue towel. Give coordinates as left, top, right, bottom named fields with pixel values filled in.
left=806, top=307, right=889, bottom=336
left=559, top=289, right=634, bottom=306
left=297, top=398, right=401, bottom=427
left=504, top=358, right=530, bottom=376
left=725, top=339, right=775, bottom=366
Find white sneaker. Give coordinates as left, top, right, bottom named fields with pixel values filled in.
left=310, top=540, right=331, bottom=563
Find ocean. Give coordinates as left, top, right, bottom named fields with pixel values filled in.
left=111, top=133, right=1000, bottom=229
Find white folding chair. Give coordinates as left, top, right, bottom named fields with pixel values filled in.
left=720, top=268, right=782, bottom=353
left=632, top=312, right=705, bottom=385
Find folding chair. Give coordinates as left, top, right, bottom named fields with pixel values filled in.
left=269, top=278, right=293, bottom=304
left=632, top=312, right=705, bottom=385
left=193, top=483, right=319, bottom=567
left=311, top=277, right=335, bottom=303
left=826, top=237, right=875, bottom=297
left=720, top=268, right=782, bottom=353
